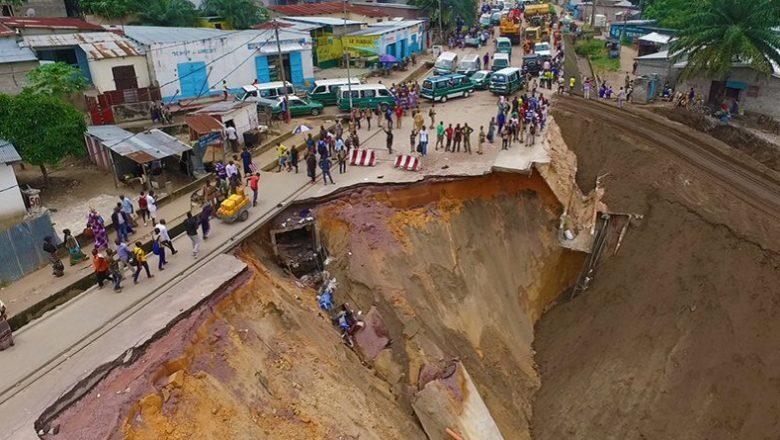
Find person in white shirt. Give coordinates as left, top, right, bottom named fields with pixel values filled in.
left=226, top=125, right=238, bottom=152
left=146, top=191, right=158, bottom=225
left=418, top=128, right=429, bottom=156
left=154, top=219, right=178, bottom=255
left=225, top=160, right=240, bottom=190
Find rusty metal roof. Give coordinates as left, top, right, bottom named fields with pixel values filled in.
left=86, top=126, right=191, bottom=164
left=0, top=17, right=103, bottom=31
left=22, top=32, right=143, bottom=60
left=185, top=114, right=224, bottom=135
left=270, top=1, right=387, bottom=18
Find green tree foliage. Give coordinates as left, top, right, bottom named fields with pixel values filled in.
left=643, top=0, right=697, bottom=29
left=24, top=62, right=88, bottom=97
left=136, top=0, right=201, bottom=27
left=202, top=0, right=269, bottom=29
left=0, top=94, right=87, bottom=180
left=409, top=0, right=477, bottom=31
left=670, top=0, right=780, bottom=79
left=78, top=0, right=138, bottom=19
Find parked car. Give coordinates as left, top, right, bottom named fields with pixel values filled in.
left=256, top=95, right=324, bottom=118
left=470, top=70, right=493, bottom=89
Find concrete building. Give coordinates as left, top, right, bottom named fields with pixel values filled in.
left=0, top=37, right=38, bottom=94
left=0, top=140, right=27, bottom=220
left=675, top=63, right=780, bottom=119
left=120, top=25, right=315, bottom=102
left=21, top=32, right=149, bottom=92
left=345, top=19, right=425, bottom=61
left=636, top=31, right=672, bottom=56
left=633, top=49, right=674, bottom=83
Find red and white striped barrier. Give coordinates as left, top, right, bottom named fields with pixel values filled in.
left=394, top=154, right=421, bottom=171
left=350, top=149, right=377, bottom=166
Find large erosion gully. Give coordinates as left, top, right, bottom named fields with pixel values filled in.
left=30, top=172, right=488, bottom=434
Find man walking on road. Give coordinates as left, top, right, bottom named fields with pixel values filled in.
left=154, top=219, right=177, bottom=255
left=92, top=248, right=111, bottom=290
left=184, top=212, right=201, bottom=258
left=132, top=242, right=153, bottom=284
left=247, top=172, right=260, bottom=207
left=429, top=104, right=436, bottom=129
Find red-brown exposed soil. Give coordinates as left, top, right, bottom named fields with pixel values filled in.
left=532, top=107, right=780, bottom=439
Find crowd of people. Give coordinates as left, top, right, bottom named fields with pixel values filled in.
left=581, top=73, right=634, bottom=109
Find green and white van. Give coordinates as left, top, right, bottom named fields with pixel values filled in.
left=420, top=74, right=475, bottom=102
left=307, top=78, right=361, bottom=106
left=336, top=84, right=395, bottom=111
left=434, top=51, right=459, bottom=75
left=491, top=52, right=511, bottom=71
left=456, top=54, right=482, bottom=76
left=489, top=67, right=524, bottom=95
left=496, top=37, right=513, bottom=58
left=235, top=81, right=295, bottom=101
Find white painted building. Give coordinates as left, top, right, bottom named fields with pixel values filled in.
left=194, top=100, right=259, bottom=147
left=21, top=32, right=150, bottom=93
left=0, top=140, right=27, bottom=220
left=120, top=26, right=315, bottom=103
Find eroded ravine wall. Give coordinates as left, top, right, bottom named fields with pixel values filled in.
left=313, top=173, right=585, bottom=439
left=44, top=173, right=584, bottom=440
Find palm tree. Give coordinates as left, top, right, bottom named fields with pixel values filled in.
left=670, top=0, right=780, bottom=79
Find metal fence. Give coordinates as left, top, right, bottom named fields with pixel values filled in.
left=0, top=211, right=59, bottom=284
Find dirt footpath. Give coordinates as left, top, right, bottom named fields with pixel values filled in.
left=532, top=107, right=780, bottom=439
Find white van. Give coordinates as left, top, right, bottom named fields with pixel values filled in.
left=434, top=51, right=459, bottom=75
left=457, top=54, right=482, bottom=76
left=307, top=78, right=361, bottom=105
left=491, top=53, right=511, bottom=71
left=235, top=81, right=295, bottom=101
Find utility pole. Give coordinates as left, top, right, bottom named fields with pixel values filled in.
left=437, top=0, right=443, bottom=44
left=342, top=0, right=354, bottom=110
left=590, top=0, right=598, bottom=27
left=273, top=20, right=291, bottom=122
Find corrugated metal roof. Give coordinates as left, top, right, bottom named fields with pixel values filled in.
left=195, top=100, right=255, bottom=114
left=0, top=39, right=37, bottom=64
left=270, top=1, right=388, bottom=18
left=120, top=25, right=230, bottom=46
left=185, top=114, right=224, bottom=134
left=637, top=32, right=672, bottom=45
left=348, top=19, right=423, bottom=36
left=284, top=16, right=364, bottom=26
left=22, top=32, right=143, bottom=60
left=86, top=126, right=191, bottom=164
left=0, top=16, right=103, bottom=31
left=0, top=139, right=23, bottom=164
left=254, top=19, right=322, bottom=32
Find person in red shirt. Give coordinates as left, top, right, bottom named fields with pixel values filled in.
left=92, top=248, right=111, bottom=289
left=394, top=104, right=404, bottom=129
left=246, top=172, right=260, bottom=207
left=444, top=124, right=454, bottom=152
left=137, top=191, right=149, bottom=226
